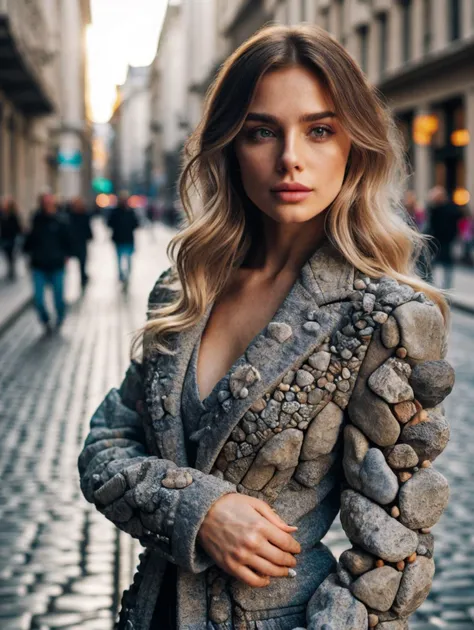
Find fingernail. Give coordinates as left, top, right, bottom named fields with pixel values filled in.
left=288, top=568, right=297, bottom=578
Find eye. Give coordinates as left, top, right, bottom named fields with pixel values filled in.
left=247, top=127, right=276, bottom=141
left=310, top=126, right=334, bottom=140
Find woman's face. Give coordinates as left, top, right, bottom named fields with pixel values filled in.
left=234, top=65, right=351, bottom=225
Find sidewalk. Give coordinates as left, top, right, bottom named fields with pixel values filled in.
left=433, top=265, right=474, bottom=313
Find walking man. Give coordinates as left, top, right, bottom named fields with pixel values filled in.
left=107, top=193, right=138, bottom=290
left=68, top=196, right=93, bottom=290
left=24, top=194, right=72, bottom=333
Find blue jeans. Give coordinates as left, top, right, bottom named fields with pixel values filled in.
left=32, top=268, right=66, bottom=325
left=116, top=244, right=134, bottom=282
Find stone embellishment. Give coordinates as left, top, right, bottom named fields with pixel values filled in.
left=161, top=469, right=193, bottom=489
left=229, top=364, right=261, bottom=399
left=267, top=322, right=293, bottom=343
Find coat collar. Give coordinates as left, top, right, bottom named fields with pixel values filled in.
left=145, top=241, right=355, bottom=472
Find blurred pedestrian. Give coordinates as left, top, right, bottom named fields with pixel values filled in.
left=0, top=197, right=22, bottom=281
left=426, top=185, right=463, bottom=289
left=24, top=193, right=72, bottom=333
left=107, top=192, right=139, bottom=289
left=403, top=189, right=426, bottom=231
left=402, top=190, right=431, bottom=282
left=458, top=213, right=474, bottom=266
left=69, top=196, right=93, bottom=290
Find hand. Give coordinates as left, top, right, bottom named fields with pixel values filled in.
left=198, top=493, right=301, bottom=587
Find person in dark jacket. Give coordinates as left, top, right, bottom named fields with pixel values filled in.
left=107, top=193, right=139, bottom=288
left=68, top=196, right=93, bottom=290
left=24, top=193, right=72, bottom=332
left=426, top=185, right=464, bottom=289
left=0, top=197, right=22, bottom=280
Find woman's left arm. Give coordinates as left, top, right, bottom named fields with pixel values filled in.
left=305, top=297, right=454, bottom=630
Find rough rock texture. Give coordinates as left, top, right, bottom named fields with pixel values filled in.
left=306, top=574, right=368, bottom=630
left=340, top=491, right=418, bottom=562
left=393, top=557, right=435, bottom=616
left=381, top=316, right=400, bottom=349
left=378, top=621, right=409, bottom=630
left=340, top=548, right=375, bottom=576
left=267, top=322, right=293, bottom=343
left=368, top=358, right=413, bottom=405
left=359, top=448, right=399, bottom=505
left=301, top=402, right=344, bottom=460
left=351, top=566, right=402, bottom=611
left=295, top=454, right=336, bottom=487
left=398, top=468, right=450, bottom=529
left=400, top=406, right=450, bottom=462
left=349, top=388, right=401, bottom=447
left=409, top=360, right=455, bottom=408
left=384, top=444, right=419, bottom=469
left=393, top=301, right=444, bottom=361
left=343, top=425, right=369, bottom=492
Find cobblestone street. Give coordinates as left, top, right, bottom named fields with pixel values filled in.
left=0, top=222, right=473, bottom=629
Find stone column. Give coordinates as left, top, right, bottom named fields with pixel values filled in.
left=413, top=105, right=433, bottom=207
left=462, top=0, right=473, bottom=38
left=465, top=88, right=474, bottom=205
left=412, top=0, right=423, bottom=62
left=432, top=0, right=447, bottom=52
left=387, top=3, right=402, bottom=73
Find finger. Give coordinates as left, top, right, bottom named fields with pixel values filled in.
left=232, top=564, right=271, bottom=588
left=252, top=499, right=297, bottom=531
left=246, top=554, right=292, bottom=578
left=257, top=540, right=297, bottom=568
left=264, top=522, right=302, bottom=555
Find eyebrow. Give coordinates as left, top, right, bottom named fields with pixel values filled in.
left=244, top=111, right=337, bottom=124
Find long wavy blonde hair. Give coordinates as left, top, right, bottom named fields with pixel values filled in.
left=139, top=23, right=447, bottom=356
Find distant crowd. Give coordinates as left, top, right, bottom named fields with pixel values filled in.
left=0, top=192, right=141, bottom=334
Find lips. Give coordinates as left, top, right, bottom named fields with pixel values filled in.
left=271, top=183, right=312, bottom=192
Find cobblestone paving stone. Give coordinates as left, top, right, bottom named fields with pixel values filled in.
left=1, top=221, right=473, bottom=629
left=323, top=308, right=474, bottom=629
left=0, top=222, right=172, bottom=630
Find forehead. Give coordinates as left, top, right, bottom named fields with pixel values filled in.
left=249, top=65, right=333, bottom=116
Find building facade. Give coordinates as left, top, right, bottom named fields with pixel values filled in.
left=0, top=0, right=92, bottom=221
left=148, top=2, right=187, bottom=206
left=110, top=65, right=150, bottom=196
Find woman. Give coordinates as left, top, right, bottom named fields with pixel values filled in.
left=79, top=25, right=454, bottom=630
left=0, top=197, right=22, bottom=280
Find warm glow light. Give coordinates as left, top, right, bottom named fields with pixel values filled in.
left=413, top=114, right=439, bottom=146
left=451, top=129, right=470, bottom=147
left=453, top=188, right=470, bottom=206
left=87, top=0, right=168, bottom=123
left=96, top=193, right=110, bottom=208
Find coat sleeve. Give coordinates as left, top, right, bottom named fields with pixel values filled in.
left=306, top=296, right=453, bottom=630
left=78, top=269, right=236, bottom=574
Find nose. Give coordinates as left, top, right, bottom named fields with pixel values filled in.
left=277, top=131, right=304, bottom=174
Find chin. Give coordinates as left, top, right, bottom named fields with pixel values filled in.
left=269, top=204, right=325, bottom=224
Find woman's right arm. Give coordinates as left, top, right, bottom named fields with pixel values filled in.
left=79, top=270, right=300, bottom=580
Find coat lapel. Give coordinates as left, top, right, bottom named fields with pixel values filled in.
left=146, top=242, right=355, bottom=473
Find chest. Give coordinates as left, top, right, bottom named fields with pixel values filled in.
left=197, top=276, right=296, bottom=400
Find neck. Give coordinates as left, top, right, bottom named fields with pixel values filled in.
left=245, top=211, right=327, bottom=278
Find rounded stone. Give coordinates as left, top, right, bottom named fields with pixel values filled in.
left=368, top=357, right=413, bottom=405
left=400, top=407, right=450, bottom=462
left=308, top=351, right=331, bottom=371
left=359, top=448, right=399, bottom=505
left=340, top=548, right=375, bottom=576
left=381, top=316, right=400, bottom=349
left=393, top=556, right=435, bottom=616
left=343, top=425, right=370, bottom=492
left=306, top=574, right=368, bottom=630
left=393, top=301, right=444, bottom=361
left=393, top=401, right=417, bottom=424
left=350, top=566, right=402, bottom=612
left=301, top=402, right=344, bottom=460
left=303, top=321, right=321, bottom=334
left=409, top=360, right=455, bottom=408
left=296, top=369, right=315, bottom=387
left=398, top=468, right=449, bottom=529
left=384, top=444, right=419, bottom=469
left=340, top=490, right=418, bottom=562
left=267, top=322, right=293, bottom=343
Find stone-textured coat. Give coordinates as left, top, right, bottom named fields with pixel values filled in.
left=78, top=243, right=454, bottom=630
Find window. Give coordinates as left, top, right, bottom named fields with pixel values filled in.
left=401, top=0, right=413, bottom=63
left=377, top=13, right=388, bottom=75
left=449, top=0, right=461, bottom=41
left=422, top=0, right=432, bottom=53
left=358, top=25, right=369, bottom=73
